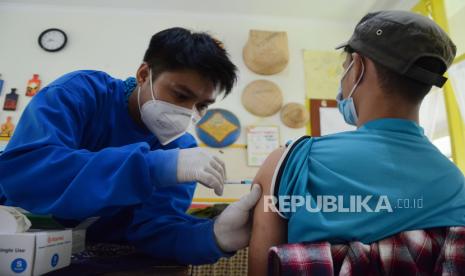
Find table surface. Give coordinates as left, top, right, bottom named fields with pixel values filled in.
left=44, top=243, right=188, bottom=276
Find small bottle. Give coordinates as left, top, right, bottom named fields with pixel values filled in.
left=0, top=116, right=15, bottom=138
left=0, top=74, right=4, bottom=97
left=26, top=74, right=41, bottom=97
left=3, top=88, right=19, bottom=111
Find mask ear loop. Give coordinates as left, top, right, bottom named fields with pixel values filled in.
left=339, top=60, right=354, bottom=100
left=138, top=68, right=157, bottom=114
left=149, top=68, right=157, bottom=102
left=137, top=86, right=142, bottom=113
left=348, top=60, right=365, bottom=98
left=342, top=60, right=355, bottom=80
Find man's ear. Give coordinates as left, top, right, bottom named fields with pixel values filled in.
left=136, top=63, right=150, bottom=84
left=349, top=53, right=364, bottom=84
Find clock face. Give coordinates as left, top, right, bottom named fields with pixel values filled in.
left=38, top=28, right=67, bottom=52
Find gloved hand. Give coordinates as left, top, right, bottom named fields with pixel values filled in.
left=213, top=184, right=262, bottom=252
left=177, top=147, right=226, bottom=196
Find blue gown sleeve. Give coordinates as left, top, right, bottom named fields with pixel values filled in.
left=0, top=85, right=179, bottom=220
left=126, top=134, right=231, bottom=265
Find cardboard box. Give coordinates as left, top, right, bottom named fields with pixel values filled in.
left=0, top=229, right=72, bottom=276
left=70, top=217, right=98, bottom=255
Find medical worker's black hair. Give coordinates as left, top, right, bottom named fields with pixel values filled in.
left=143, top=27, right=238, bottom=96
left=343, top=46, right=444, bottom=104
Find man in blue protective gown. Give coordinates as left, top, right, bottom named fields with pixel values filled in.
left=0, top=28, right=261, bottom=265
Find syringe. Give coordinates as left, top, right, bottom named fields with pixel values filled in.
left=224, top=179, right=253, bottom=184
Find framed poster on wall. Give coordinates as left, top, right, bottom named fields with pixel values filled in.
left=246, top=125, right=280, bottom=166
left=310, top=99, right=355, bottom=136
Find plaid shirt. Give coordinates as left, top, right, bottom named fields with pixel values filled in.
left=268, top=227, right=465, bottom=276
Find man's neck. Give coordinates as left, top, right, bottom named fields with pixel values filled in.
left=357, top=98, right=420, bottom=128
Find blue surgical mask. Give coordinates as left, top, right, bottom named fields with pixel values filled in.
left=336, top=60, right=365, bottom=126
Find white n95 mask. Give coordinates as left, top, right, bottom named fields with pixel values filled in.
left=138, top=69, right=194, bottom=145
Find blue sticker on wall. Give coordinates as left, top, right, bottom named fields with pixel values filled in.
left=51, top=253, right=59, bottom=267
left=11, top=258, right=27, bottom=273
left=196, top=108, right=241, bottom=148
left=0, top=78, right=4, bottom=97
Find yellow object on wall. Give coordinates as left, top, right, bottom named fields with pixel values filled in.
left=303, top=50, right=344, bottom=100
left=303, top=50, right=345, bottom=136
left=412, top=0, right=465, bottom=172
left=455, top=53, right=465, bottom=65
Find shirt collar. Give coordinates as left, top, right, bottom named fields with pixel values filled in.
left=123, top=77, right=137, bottom=104
left=359, top=118, right=425, bottom=136
left=120, top=77, right=153, bottom=137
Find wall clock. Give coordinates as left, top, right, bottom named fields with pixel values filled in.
left=38, top=28, right=67, bottom=52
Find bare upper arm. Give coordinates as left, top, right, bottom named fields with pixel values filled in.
left=248, top=147, right=287, bottom=275
left=253, top=147, right=286, bottom=196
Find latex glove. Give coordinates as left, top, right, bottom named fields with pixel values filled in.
left=213, top=184, right=262, bottom=252
left=177, top=147, right=226, bottom=196
left=0, top=206, right=31, bottom=234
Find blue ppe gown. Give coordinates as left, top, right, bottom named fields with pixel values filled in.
left=0, top=70, right=228, bottom=264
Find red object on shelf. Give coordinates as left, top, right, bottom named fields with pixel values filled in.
left=189, top=203, right=212, bottom=209
left=3, top=88, right=18, bottom=111
left=26, top=74, right=41, bottom=97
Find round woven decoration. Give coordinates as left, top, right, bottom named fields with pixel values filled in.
left=243, top=30, right=289, bottom=75
left=242, top=80, right=283, bottom=117
left=280, top=103, right=309, bottom=129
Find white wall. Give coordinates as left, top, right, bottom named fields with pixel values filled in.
left=0, top=3, right=354, bottom=198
